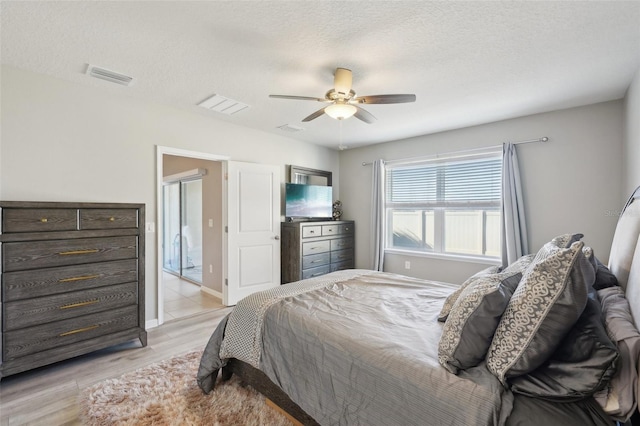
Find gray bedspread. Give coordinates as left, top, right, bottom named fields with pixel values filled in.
left=198, top=270, right=514, bottom=425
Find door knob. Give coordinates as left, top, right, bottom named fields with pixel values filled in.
left=274, top=235, right=280, bottom=240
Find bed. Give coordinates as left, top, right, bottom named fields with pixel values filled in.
left=197, top=188, right=640, bottom=426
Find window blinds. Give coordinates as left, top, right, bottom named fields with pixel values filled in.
left=386, top=156, right=502, bottom=207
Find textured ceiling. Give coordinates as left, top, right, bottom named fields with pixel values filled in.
left=2, top=1, right=639, bottom=150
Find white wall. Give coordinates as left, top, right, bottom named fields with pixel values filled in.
left=623, top=67, right=640, bottom=197
left=0, top=65, right=340, bottom=322
left=339, top=101, right=624, bottom=284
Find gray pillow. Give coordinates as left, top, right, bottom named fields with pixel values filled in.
left=509, top=296, right=618, bottom=400
left=438, top=271, right=522, bottom=374
left=486, top=239, right=593, bottom=384
left=437, top=265, right=502, bottom=322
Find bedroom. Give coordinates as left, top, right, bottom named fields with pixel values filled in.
left=1, top=1, right=640, bottom=424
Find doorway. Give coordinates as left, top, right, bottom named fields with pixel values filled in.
left=159, top=151, right=227, bottom=324
left=163, top=174, right=204, bottom=284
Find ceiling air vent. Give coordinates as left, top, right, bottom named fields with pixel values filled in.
left=198, top=94, right=249, bottom=115
left=277, top=124, right=304, bottom=132
left=86, top=64, right=134, bottom=86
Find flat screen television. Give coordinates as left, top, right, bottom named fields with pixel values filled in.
left=285, top=183, right=333, bottom=220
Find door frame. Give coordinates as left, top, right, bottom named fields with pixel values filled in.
left=156, top=146, right=229, bottom=326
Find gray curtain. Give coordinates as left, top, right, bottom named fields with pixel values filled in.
left=371, top=159, right=385, bottom=271
left=501, top=143, right=528, bottom=266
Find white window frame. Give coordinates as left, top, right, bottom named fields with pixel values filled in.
left=384, top=149, right=502, bottom=262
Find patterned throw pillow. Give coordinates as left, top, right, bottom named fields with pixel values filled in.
left=501, top=253, right=535, bottom=274
left=437, top=265, right=502, bottom=322
left=438, top=271, right=523, bottom=374
left=486, top=239, right=593, bottom=384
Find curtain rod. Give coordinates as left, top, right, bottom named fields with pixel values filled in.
left=361, top=136, right=549, bottom=166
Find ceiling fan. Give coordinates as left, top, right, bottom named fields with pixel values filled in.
left=269, top=68, right=416, bottom=123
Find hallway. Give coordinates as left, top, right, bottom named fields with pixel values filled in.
left=163, top=272, right=225, bottom=321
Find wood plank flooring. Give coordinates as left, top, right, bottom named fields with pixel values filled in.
left=0, top=307, right=232, bottom=426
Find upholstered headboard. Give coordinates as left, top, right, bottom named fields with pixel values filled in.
left=608, top=186, right=640, bottom=331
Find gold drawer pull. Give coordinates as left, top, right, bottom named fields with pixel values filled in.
left=58, top=249, right=99, bottom=256
left=109, top=217, right=115, bottom=222
left=41, top=218, right=48, bottom=223
left=60, top=299, right=99, bottom=309
left=58, top=274, right=100, bottom=283
left=59, top=325, right=99, bottom=337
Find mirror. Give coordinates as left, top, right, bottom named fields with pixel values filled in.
left=289, top=166, right=332, bottom=186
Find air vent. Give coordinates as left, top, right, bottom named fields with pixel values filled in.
left=277, top=124, right=304, bottom=133
left=86, top=64, right=134, bottom=86
left=198, top=94, right=249, bottom=115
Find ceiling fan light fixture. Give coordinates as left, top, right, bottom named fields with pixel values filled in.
left=325, top=103, right=357, bottom=120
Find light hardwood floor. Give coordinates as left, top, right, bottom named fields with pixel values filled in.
left=0, top=307, right=232, bottom=426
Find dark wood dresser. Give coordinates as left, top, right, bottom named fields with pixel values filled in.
left=0, top=201, right=146, bottom=379
left=281, top=220, right=354, bottom=284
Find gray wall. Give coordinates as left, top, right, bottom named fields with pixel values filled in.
left=624, top=67, right=640, bottom=196
left=339, top=101, right=624, bottom=284
left=0, top=65, right=340, bottom=323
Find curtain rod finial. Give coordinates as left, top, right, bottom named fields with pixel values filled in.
left=541, top=137, right=549, bottom=142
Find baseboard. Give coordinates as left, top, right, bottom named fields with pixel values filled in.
left=201, top=285, right=223, bottom=299
left=145, top=319, right=159, bottom=329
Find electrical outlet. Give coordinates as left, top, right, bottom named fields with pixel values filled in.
left=208, top=219, right=213, bottom=227
left=404, top=261, right=411, bottom=270
left=145, top=222, right=155, bottom=233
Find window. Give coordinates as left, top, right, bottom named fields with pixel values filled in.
left=385, top=152, right=502, bottom=259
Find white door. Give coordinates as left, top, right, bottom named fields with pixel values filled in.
left=224, top=161, right=281, bottom=306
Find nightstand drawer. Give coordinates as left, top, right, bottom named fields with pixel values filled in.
left=2, top=208, right=77, bottom=233
left=2, top=259, right=138, bottom=301
left=4, top=282, right=138, bottom=330
left=3, top=236, right=137, bottom=272
left=302, top=252, right=330, bottom=269
left=302, top=226, right=322, bottom=238
left=3, top=305, right=139, bottom=360
left=302, top=240, right=330, bottom=256
left=80, top=209, right=138, bottom=230
left=302, top=265, right=331, bottom=279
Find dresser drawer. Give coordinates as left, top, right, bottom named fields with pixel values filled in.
left=340, top=223, right=354, bottom=235
left=302, top=252, right=330, bottom=269
left=4, top=282, right=138, bottom=330
left=80, top=209, right=138, bottom=230
left=302, top=264, right=331, bottom=279
left=302, top=240, right=330, bottom=256
left=331, top=249, right=353, bottom=263
left=2, top=259, right=138, bottom=302
left=302, top=226, right=322, bottom=238
left=331, top=237, right=353, bottom=251
left=331, top=260, right=353, bottom=272
left=3, top=305, right=138, bottom=360
left=322, top=224, right=339, bottom=236
left=2, top=208, right=77, bottom=233
left=2, top=236, right=137, bottom=272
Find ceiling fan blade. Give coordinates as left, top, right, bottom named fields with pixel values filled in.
left=334, top=68, right=353, bottom=96
left=302, top=107, right=327, bottom=122
left=354, top=106, right=377, bottom=124
left=269, top=94, right=328, bottom=102
left=354, top=94, right=417, bottom=104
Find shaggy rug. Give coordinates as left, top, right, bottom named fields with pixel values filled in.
left=79, top=350, right=292, bottom=425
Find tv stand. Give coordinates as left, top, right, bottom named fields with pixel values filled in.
left=281, top=220, right=355, bottom=283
